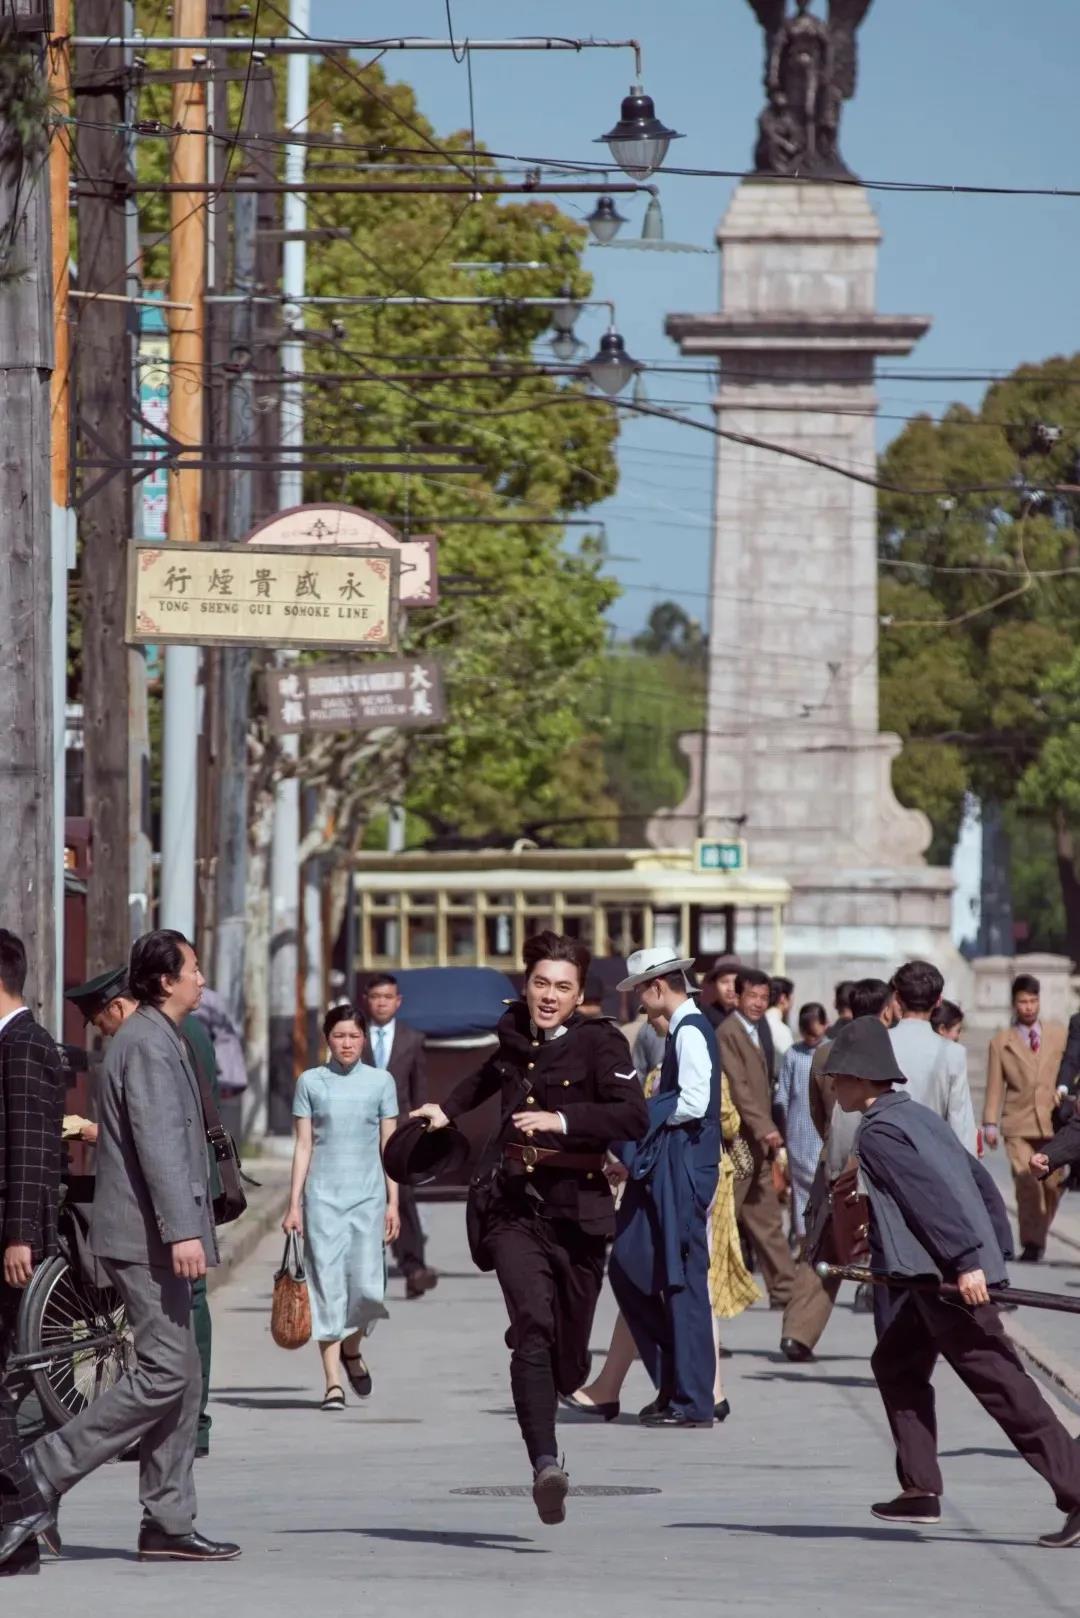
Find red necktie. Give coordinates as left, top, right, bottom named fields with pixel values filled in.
left=1030, top=1028, right=1041, bottom=1055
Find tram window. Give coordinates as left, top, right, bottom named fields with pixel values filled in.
left=370, top=915, right=399, bottom=964
left=369, top=892, right=401, bottom=912
left=653, top=911, right=680, bottom=952
left=407, top=914, right=437, bottom=962
left=605, top=906, right=646, bottom=957
left=560, top=913, right=594, bottom=949
left=484, top=913, right=514, bottom=960
left=447, top=914, right=477, bottom=961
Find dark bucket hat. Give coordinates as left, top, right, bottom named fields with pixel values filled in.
left=382, top=1117, right=471, bottom=1188
left=822, top=1015, right=908, bottom=1085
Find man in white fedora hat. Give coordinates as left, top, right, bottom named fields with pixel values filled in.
left=608, top=948, right=720, bottom=1428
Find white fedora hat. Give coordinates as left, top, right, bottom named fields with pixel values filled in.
left=617, top=947, right=698, bottom=994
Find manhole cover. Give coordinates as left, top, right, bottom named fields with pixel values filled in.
left=451, top=1486, right=661, bottom=1498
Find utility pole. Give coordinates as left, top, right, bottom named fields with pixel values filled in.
left=0, top=7, right=56, bottom=1020
left=213, top=174, right=256, bottom=1035
left=160, top=0, right=207, bottom=939
left=48, top=1, right=73, bottom=1025
left=75, top=0, right=134, bottom=976
left=267, top=0, right=310, bottom=1136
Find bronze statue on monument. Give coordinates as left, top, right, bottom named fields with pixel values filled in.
left=747, top=0, right=872, bottom=179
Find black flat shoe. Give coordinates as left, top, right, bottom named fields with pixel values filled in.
left=780, top=1337, right=815, bottom=1363
left=559, top=1392, right=620, bottom=1422
left=342, top=1351, right=372, bottom=1399
left=714, top=1399, right=731, bottom=1423
left=638, top=1395, right=672, bottom=1423
left=137, top=1524, right=241, bottom=1562
left=1039, top=1507, right=1080, bottom=1548
left=871, top=1493, right=941, bottom=1525
left=641, top=1411, right=713, bottom=1429
left=1019, top=1244, right=1045, bottom=1264
left=532, top=1463, right=570, bottom=1526
left=320, top=1385, right=345, bottom=1411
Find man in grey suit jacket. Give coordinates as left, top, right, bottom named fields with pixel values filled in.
left=888, top=960, right=977, bottom=1153
left=0, top=931, right=239, bottom=1570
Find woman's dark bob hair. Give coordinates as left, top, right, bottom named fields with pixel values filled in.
left=323, top=1002, right=368, bottom=1041
left=522, top=930, right=591, bottom=989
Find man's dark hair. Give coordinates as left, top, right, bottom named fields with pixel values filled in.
left=1012, top=972, right=1041, bottom=1000
left=523, top=930, right=591, bottom=989
left=128, top=929, right=190, bottom=1007
left=735, top=967, right=770, bottom=995
left=848, top=978, right=892, bottom=1019
left=323, top=1002, right=368, bottom=1040
left=366, top=973, right=399, bottom=993
left=834, top=980, right=855, bottom=1014
left=770, top=976, right=794, bottom=1006
left=931, top=999, right=964, bottom=1034
left=891, top=959, right=944, bottom=1014
left=798, top=1001, right=828, bottom=1037
left=0, top=930, right=27, bottom=997
left=706, top=955, right=741, bottom=983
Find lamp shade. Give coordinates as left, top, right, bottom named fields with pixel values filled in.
left=598, top=87, right=682, bottom=181
left=640, top=194, right=664, bottom=242
left=550, top=330, right=581, bottom=362
left=549, top=283, right=583, bottom=335
left=586, top=194, right=628, bottom=245
left=584, top=329, right=641, bottom=397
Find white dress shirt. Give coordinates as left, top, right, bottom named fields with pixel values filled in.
left=735, top=1011, right=761, bottom=1048
left=0, top=1005, right=29, bottom=1040
left=668, top=998, right=713, bottom=1126
left=766, top=1005, right=794, bottom=1061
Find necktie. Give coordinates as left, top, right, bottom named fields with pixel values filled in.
left=1030, top=1027, right=1041, bottom=1055
left=375, top=1027, right=386, bottom=1067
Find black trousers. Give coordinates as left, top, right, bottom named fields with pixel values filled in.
left=488, top=1209, right=606, bottom=1468
left=872, top=1289, right=1080, bottom=1511
left=0, top=1279, right=39, bottom=1525
left=392, top=1186, right=425, bottom=1278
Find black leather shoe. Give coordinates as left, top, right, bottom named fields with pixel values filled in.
left=137, top=1524, right=241, bottom=1562
left=871, top=1493, right=941, bottom=1525
left=780, top=1337, right=815, bottom=1363
left=0, top=1537, right=38, bottom=1576
left=532, top=1463, right=570, bottom=1526
left=406, top=1267, right=439, bottom=1298
left=559, top=1392, right=619, bottom=1422
left=714, top=1399, right=731, bottom=1423
left=342, top=1351, right=372, bottom=1398
left=1019, top=1244, right=1045, bottom=1264
left=0, top=1450, right=59, bottom=1569
left=641, top=1410, right=713, bottom=1429
left=638, top=1394, right=672, bottom=1423
left=1038, top=1506, right=1080, bottom=1548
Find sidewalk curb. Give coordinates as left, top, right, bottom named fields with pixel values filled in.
left=207, top=1162, right=290, bottom=1296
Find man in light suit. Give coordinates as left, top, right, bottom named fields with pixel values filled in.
left=0, top=931, right=240, bottom=1570
left=363, top=975, right=437, bottom=1298
left=984, top=972, right=1068, bottom=1263
left=718, top=967, right=795, bottom=1308
left=888, top=960, right=977, bottom=1153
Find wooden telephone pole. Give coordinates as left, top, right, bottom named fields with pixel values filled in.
left=0, top=7, right=56, bottom=1018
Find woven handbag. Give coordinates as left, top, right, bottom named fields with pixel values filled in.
left=271, top=1232, right=312, bottom=1350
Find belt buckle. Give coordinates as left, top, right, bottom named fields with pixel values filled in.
left=521, top=1145, right=539, bottom=1167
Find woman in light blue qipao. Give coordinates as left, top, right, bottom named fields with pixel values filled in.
left=284, top=1003, right=400, bottom=1409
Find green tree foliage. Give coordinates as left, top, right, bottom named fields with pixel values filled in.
left=592, top=645, right=706, bottom=845
left=878, top=356, right=1080, bottom=949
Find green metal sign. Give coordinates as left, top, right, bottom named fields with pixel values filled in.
left=694, top=838, right=747, bottom=874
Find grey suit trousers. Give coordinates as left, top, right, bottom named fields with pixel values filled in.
left=32, top=1260, right=200, bottom=1536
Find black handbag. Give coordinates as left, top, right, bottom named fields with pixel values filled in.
left=465, top=1077, right=527, bottom=1273
left=184, top=1034, right=248, bottom=1227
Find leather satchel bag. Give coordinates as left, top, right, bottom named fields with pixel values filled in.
left=271, top=1232, right=312, bottom=1350
left=184, top=1033, right=248, bottom=1226
left=830, top=1161, right=870, bottom=1265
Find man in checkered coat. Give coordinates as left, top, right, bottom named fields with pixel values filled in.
left=0, top=929, right=65, bottom=1574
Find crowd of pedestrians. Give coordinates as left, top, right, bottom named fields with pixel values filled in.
left=6, top=919, right=1080, bottom=1570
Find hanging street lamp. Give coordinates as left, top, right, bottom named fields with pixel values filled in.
left=550, top=330, right=584, bottom=363
left=549, top=283, right=584, bottom=335
left=584, top=328, right=642, bottom=396
left=585, top=194, right=629, bottom=245
left=598, top=86, right=682, bottom=180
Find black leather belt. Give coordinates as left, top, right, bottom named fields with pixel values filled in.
left=503, top=1143, right=606, bottom=1172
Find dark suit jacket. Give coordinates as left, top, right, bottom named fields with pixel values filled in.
left=0, top=1009, right=66, bottom=1256
left=1057, top=1012, right=1080, bottom=1094
left=363, top=1019, right=427, bottom=1116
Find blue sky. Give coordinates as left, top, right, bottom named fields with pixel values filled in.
left=314, top=0, right=1080, bottom=635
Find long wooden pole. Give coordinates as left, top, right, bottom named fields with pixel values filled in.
left=48, top=3, right=71, bottom=511
left=160, top=0, right=207, bottom=937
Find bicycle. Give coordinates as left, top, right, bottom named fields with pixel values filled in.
left=5, top=1177, right=131, bottom=1430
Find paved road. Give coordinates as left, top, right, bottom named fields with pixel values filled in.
left=7, top=1206, right=1080, bottom=1617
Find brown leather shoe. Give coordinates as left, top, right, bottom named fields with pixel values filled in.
left=406, top=1267, right=439, bottom=1298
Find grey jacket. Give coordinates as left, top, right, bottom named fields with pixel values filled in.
left=90, top=1005, right=219, bottom=1267
left=855, top=1090, right=1011, bottom=1284
left=889, top=1019, right=977, bottom=1153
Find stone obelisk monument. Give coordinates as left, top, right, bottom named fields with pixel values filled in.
left=650, top=0, right=962, bottom=1002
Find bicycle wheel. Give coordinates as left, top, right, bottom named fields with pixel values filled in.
left=15, top=1255, right=130, bottom=1429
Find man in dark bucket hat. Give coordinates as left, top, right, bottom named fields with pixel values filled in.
left=827, top=1016, right=1080, bottom=1548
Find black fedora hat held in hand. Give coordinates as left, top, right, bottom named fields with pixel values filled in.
left=382, top=1116, right=470, bottom=1188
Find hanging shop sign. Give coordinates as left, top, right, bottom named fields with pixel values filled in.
left=246, top=504, right=438, bottom=607
left=266, top=658, right=446, bottom=735
left=126, top=541, right=400, bottom=650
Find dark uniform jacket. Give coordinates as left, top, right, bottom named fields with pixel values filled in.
left=0, top=1010, right=65, bottom=1258
left=443, top=1003, right=648, bottom=1236
left=362, top=1020, right=427, bottom=1116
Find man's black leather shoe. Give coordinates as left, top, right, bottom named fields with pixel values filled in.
left=638, top=1394, right=672, bottom=1423
left=1019, top=1244, right=1044, bottom=1264
left=1038, top=1506, right=1080, bottom=1548
left=137, top=1524, right=241, bottom=1562
left=641, top=1410, right=713, bottom=1429
left=780, top=1337, right=815, bottom=1363
left=0, top=1451, right=59, bottom=1569
left=0, top=1537, right=39, bottom=1576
